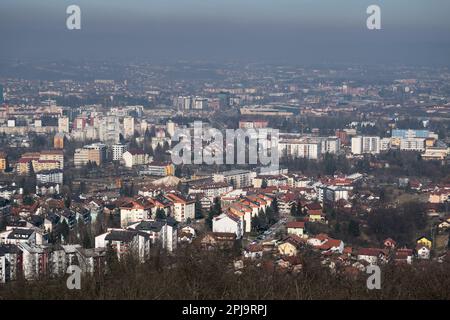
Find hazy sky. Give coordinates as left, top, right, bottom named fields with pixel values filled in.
left=1, top=0, right=450, bottom=65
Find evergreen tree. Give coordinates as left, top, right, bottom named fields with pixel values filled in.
left=348, top=220, right=361, bottom=238
left=195, top=198, right=204, bottom=219
left=156, top=208, right=167, bottom=220
left=206, top=197, right=221, bottom=230
left=261, top=180, right=268, bottom=189
left=59, top=220, right=70, bottom=244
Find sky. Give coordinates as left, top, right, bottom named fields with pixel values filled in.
left=0, top=0, right=450, bottom=65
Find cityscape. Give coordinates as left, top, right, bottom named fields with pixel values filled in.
left=0, top=0, right=450, bottom=304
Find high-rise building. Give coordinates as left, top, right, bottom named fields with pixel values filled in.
left=54, top=134, right=65, bottom=149
left=74, top=143, right=107, bottom=167
left=193, top=97, right=208, bottom=110
left=58, top=117, right=70, bottom=133
left=0, top=152, right=7, bottom=172
left=112, top=144, right=128, bottom=161
left=166, top=121, right=176, bottom=137
left=217, top=92, right=230, bottom=108
left=123, top=116, right=135, bottom=138
left=351, top=136, right=380, bottom=155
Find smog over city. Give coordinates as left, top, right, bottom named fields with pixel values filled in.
left=0, top=0, right=449, bottom=313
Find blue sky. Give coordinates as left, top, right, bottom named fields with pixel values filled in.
left=0, top=0, right=449, bottom=64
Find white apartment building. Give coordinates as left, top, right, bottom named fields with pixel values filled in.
left=123, top=150, right=150, bottom=168
left=322, top=136, right=340, bottom=154
left=213, top=170, right=256, bottom=188
left=112, top=144, right=128, bottom=161
left=400, top=138, right=425, bottom=152
left=164, top=193, right=195, bottom=223
left=36, top=169, right=63, bottom=185
left=213, top=213, right=243, bottom=239
left=95, top=229, right=150, bottom=262
left=279, top=139, right=322, bottom=160
left=351, top=136, right=380, bottom=155
left=123, top=117, right=135, bottom=138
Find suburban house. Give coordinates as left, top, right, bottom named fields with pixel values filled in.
left=278, top=235, right=303, bottom=256
left=416, top=236, right=432, bottom=249
left=198, top=232, right=237, bottom=250
left=394, top=248, right=414, bottom=265
left=383, top=238, right=397, bottom=250
left=415, top=244, right=431, bottom=260
left=286, top=221, right=305, bottom=237
left=357, top=248, right=389, bottom=265
left=305, top=202, right=325, bottom=222
left=307, top=234, right=344, bottom=254
left=243, top=244, right=264, bottom=259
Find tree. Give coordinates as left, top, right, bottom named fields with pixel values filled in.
left=82, top=228, right=93, bottom=248
left=59, top=220, right=70, bottom=244
left=447, top=231, right=450, bottom=249
left=290, top=202, right=298, bottom=216
left=348, top=220, right=361, bottom=238
left=23, top=195, right=34, bottom=206
left=323, top=153, right=337, bottom=175
left=195, top=198, right=204, bottom=220
left=206, top=197, right=221, bottom=230
left=105, top=242, right=119, bottom=274
left=156, top=208, right=167, bottom=220
left=261, top=180, right=268, bottom=189
left=267, top=198, right=280, bottom=225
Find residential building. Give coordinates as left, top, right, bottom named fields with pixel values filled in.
left=213, top=212, right=243, bottom=239
left=112, top=143, right=128, bottom=162
left=36, top=169, right=63, bottom=185
left=95, top=229, right=151, bottom=262
left=351, top=136, right=380, bottom=155
left=123, top=149, right=150, bottom=168
left=74, top=143, right=107, bottom=167
left=213, top=169, right=255, bottom=188
left=164, top=193, right=195, bottom=223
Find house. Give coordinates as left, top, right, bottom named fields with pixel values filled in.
left=278, top=235, right=303, bottom=256
left=178, top=231, right=195, bottom=244
left=199, top=232, right=236, bottom=250
left=213, top=212, right=243, bottom=239
left=286, top=221, right=305, bottom=237
left=416, top=236, right=432, bottom=249
left=305, top=202, right=325, bottom=222
left=415, top=244, right=431, bottom=260
left=180, top=226, right=196, bottom=238
left=357, top=248, right=389, bottom=265
left=394, top=248, right=413, bottom=265
left=383, top=238, right=397, bottom=250
left=437, top=218, right=450, bottom=231
left=307, top=234, right=344, bottom=254
left=243, top=244, right=264, bottom=260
